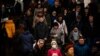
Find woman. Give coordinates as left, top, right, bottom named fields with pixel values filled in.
left=33, top=11, right=48, bottom=40
left=54, top=14, right=68, bottom=45
left=65, top=44, right=74, bottom=56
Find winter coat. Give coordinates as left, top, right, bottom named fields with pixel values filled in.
left=5, top=20, right=15, bottom=38
left=34, top=22, right=48, bottom=40
left=19, top=31, right=34, bottom=52
left=48, top=48, right=62, bottom=56
left=33, top=45, right=46, bottom=56
left=75, top=43, right=89, bottom=56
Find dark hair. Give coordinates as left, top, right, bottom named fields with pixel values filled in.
left=52, top=22, right=59, bottom=27
left=18, top=23, right=27, bottom=31
left=78, top=36, right=86, bottom=40
left=57, top=14, right=64, bottom=18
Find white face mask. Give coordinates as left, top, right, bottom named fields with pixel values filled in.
left=73, top=31, right=79, bottom=41
left=52, top=45, right=57, bottom=49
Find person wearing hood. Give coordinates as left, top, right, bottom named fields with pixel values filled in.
left=69, top=26, right=82, bottom=44
left=47, top=40, right=62, bottom=56
left=54, top=14, right=68, bottom=45
left=74, top=37, right=90, bottom=56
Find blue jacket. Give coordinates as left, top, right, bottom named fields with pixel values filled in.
left=75, top=43, right=90, bottom=56
left=48, top=0, right=54, bottom=6
left=19, top=31, right=34, bottom=52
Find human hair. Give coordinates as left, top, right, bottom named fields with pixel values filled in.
left=52, top=22, right=59, bottom=27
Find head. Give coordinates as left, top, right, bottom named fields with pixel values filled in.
left=65, top=43, right=74, bottom=56
left=78, top=37, right=85, bottom=45
left=37, top=4, right=42, bottom=8
left=76, top=5, right=81, bottom=12
left=18, top=23, right=26, bottom=33
left=37, top=12, right=45, bottom=22
left=85, top=8, right=89, bottom=13
left=76, top=15, right=82, bottom=21
left=64, top=8, right=68, bottom=14
left=51, top=40, right=58, bottom=49
left=73, top=27, right=78, bottom=32
left=54, top=1, right=59, bottom=7
left=53, top=22, right=59, bottom=29
left=43, top=7, right=48, bottom=13
left=91, top=46, right=98, bottom=53
left=37, top=11, right=43, bottom=17
left=38, top=0, right=41, bottom=4
left=89, top=15, right=94, bottom=23
left=52, top=11, right=57, bottom=16
left=26, top=8, right=31, bottom=16
left=37, top=39, right=45, bottom=48
left=2, top=4, right=5, bottom=7
left=57, top=14, right=63, bottom=22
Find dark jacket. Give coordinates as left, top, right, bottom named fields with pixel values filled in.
left=19, top=31, right=34, bottom=52
left=34, top=22, right=49, bottom=40
left=75, top=43, right=90, bottom=56
left=33, top=45, right=46, bottom=56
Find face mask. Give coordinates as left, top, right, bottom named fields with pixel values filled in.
left=52, top=45, right=57, bottom=49
left=73, top=31, right=79, bottom=41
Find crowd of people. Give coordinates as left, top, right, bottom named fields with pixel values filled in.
left=0, top=0, right=100, bottom=56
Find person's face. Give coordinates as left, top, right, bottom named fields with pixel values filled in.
left=68, top=47, right=74, bottom=54
left=52, top=44, right=57, bottom=49
left=85, top=8, right=88, bottom=13
left=2, top=4, right=5, bottom=7
left=58, top=16, right=63, bottom=21
left=79, top=39, right=85, bottom=45
left=91, top=46, right=97, bottom=53
left=76, top=7, right=81, bottom=12
left=54, top=1, right=59, bottom=6
left=26, top=10, right=31, bottom=16
left=52, top=11, right=56, bottom=16
left=44, top=8, right=47, bottom=13
left=73, top=27, right=78, bottom=32
left=38, top=13, right=43, bottom=17
left=89, top=16, right=93, bottom=23
left=54, top=26, right=58, bottom=29
left=38, top=41, right=44, bottom=48
left=39, top=17, right=44, bottom=22
left=64, top=9, right=68, bottom=14
left=38, top=4, right=41, bottom=8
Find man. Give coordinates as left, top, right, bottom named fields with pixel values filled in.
left=17, top=23, right=34, bottom=56
left=75, top=37, right=90, bottom=56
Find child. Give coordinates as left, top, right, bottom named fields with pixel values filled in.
left=47, top=40, right=62, bottom=56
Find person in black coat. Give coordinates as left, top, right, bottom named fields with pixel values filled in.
left=14, top=23, right=34, bottom=56
left=82, top=15, right=95, bottom=46
left=14, top=0, right=21, bottom=16
left=34, top=15, right=49, bottom=40
left=33, top=39, right=46, bottom=56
